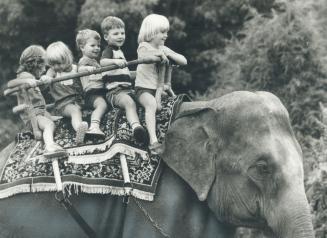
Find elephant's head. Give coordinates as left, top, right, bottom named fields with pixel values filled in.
left=162, top=91, right=314, bottom=238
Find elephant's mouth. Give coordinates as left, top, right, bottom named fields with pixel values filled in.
left=223, top=215, right=268, bottom=230
left=217, top=201, right=268, bottom=230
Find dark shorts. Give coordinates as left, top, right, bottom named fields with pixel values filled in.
left=85, top=88, right=107, bottom=108
left=134, top=87, right=156, bottom=99
left=106, top=85, right=135, bottom=109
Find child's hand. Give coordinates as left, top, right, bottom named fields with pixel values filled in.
left=25, top=78, right=37, bottom=88
left=164, top=84, right=176, bottom=97
left=114, top=59, right=127, bottom=68
left=40, top=75, right=52, bottom=84
left=155, top=51, right=169, bottom=65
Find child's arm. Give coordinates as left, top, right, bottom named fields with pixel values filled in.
left=161, top=46, right=187, bottom=66
left=8, top=73, right=37, bottom=88
left=40, top=68, right=56, bottom=83
left=100, top=58, right=127, bottom=68
left=138, top=45, right=166, bottom=63
left=78, top=65, right=95, bottom=73
left=100, top=47, right=126, bottom=68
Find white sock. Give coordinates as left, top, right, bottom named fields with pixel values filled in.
left=131, top=122, right=141, bottom=130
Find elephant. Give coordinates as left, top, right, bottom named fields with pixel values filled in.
left=0, top=91, right=313, bottom=238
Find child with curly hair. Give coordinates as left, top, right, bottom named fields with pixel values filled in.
left=8, top=45, right=65, bottom=154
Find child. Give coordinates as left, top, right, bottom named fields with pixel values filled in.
left=100, top=16, right=148, bottom=144
left=76, top=29, right=107, bottom=139
left=8, top=45, right=65, bottom=154
left=135, top=14, right=187, bottom=154
left=43, top=41, right=88, bottom=145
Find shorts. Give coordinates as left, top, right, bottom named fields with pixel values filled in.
left=54, top=95, right=83, bottom=115
left=106, top=85, right=135, bottom=109
left=84, top=88, right=107, bottom=108
left=20, top=106, right=52, bottom=130
left=134, top=87, right=156, bottom=99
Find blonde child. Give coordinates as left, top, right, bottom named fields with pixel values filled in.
left=8, top=45, right=65, bottom=154
left=135, top=14, right=187, bottom=154
left=43, top=41, right=88, bottom=145
left=76, top=29, right=107, bottom=139
left=100, top=16, right=148, bottom=144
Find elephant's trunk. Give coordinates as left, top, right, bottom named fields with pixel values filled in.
left=266, top=188, right=314, bottom=238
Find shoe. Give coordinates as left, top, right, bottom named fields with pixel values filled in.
left=85, top=127, right=106, bottom=140
left=44, top=143, right=67, bottom=159
left=45, top=143, right=64, bottom=153
left=76, top=121, right=88, bottom=145
left=148, top=142, right=163, bottom=155
left=133, top=126, right=149, bottom=145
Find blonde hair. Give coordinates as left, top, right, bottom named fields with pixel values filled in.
left=101, top=16, right=125, bottom=35
left=17, top=45, right=46, bottom=74
left=46, top=41, right=73, bottom=68
left=137, top=14, right=169, bottom=44
left=76, top=29, right=101, bottom=50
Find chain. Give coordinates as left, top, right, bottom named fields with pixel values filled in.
left=132, top=197, right=171, bottom=238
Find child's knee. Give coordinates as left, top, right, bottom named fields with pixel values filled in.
left=42, top=118, right=55, bottom=131
left=144, top=101, right=157, bottom=113
left=94, top=97, right=107, bottom=110
left=122, top=97, right=136, bottom=110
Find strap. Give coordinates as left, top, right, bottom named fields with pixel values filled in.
left=55, top=192, right=97, bottom=238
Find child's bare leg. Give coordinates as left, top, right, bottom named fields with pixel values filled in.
left=138, top=92, right=158, bottom=145
left=115, top=93, right=140, bottom=126
left=164, top=65, right=175, bottom=97
left=37, top=115, right=63, bottom=152
left=62, top=104, right=88, bottom=144
left=115, top=93, right=148, bottom=144
left=88, top=96, right=107, bottom=136
left=62, top=104, right=83, bottom=131
left=155, top=64, right=166, bottom=111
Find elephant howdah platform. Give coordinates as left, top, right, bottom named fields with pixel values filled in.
left=0, top=95, right=186, bottom=201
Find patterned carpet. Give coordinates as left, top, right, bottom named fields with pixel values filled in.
left=0, top=95, right=188, bottom=201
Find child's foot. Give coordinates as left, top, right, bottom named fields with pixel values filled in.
left=133, top=126, right=149, bottom=145
left=44, top=143, right=67, bottom=159
left=45, top=143, right=65, bottom=153
left=86, top=127, right=106, bottom=140
left=76, top=121, right=88, bottom=145
left=148, top=142, right=163, bottom=155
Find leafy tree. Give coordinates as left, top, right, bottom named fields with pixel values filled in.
left=0, top=0, right=84, bottom=84
left=0, top=0, right=84, bottom=149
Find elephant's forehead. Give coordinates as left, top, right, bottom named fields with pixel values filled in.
left=220, top=94, right=303, bottom=178
left=221, top=98, right=292, bottom=137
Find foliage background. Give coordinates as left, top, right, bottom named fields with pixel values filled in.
left=0, top=0, right=326, bottom=237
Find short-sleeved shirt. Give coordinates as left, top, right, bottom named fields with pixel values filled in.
left=135, top=42, right=172, bottom=90
left=49, top=64, right=79, bottom=102
left=101, top=46, right=131, bottom=91
left=14, top=72, right=47, bottom=124
left=78, top=57, right=104, bottom=92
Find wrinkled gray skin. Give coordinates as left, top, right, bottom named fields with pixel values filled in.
left=0, top=91, right=313, bottom=238
left=163, top=91, right=314, bottom=238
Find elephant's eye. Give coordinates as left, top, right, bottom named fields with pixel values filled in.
left=256, top=161, right=270, bottom=175
left=248, top=159, right=271, bottom=182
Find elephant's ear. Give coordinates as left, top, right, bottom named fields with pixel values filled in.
left=162, top=108, right=219, bottom=201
